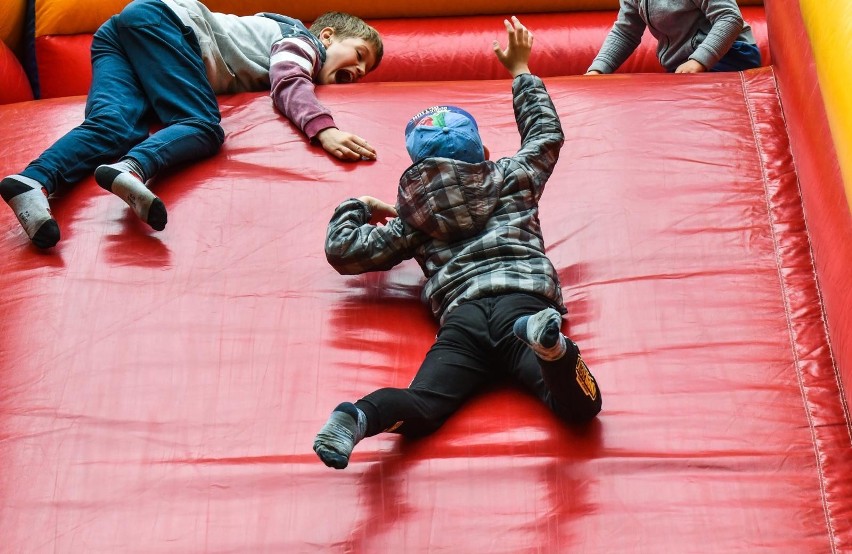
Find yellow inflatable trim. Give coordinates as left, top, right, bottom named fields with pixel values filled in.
left=800, top=0, right=852, bottom=213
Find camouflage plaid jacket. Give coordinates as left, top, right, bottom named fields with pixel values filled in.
left=325, top=74, right=565, bottom=323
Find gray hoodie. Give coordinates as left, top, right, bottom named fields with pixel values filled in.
left=588, top=0, right=756, bottom=73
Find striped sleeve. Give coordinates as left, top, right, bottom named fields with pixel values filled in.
left=269, top=37, right=336, bottom=139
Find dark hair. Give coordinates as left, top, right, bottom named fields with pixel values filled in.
left=309, top=12, right=384, bottom=69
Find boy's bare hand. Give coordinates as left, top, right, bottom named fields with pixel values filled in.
left=317, top=128, right=377, bottom=161
left=358, top=195, right=398, bottom=224
left=493, top=16, right=533, bottom=78
left=674, top=59, right=706, bottom=73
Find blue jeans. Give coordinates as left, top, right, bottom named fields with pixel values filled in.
left=22, top=0, right=224, bottom=193
left=710, top=41, right=762, bottom=72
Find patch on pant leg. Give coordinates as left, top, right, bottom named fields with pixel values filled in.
left=383, top=421, right=404, bottom=433
left=575, top=356, right=597, bottom=400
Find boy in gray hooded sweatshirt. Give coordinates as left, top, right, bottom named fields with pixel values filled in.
left=313, top=17, right=602, bottom=470
left=587, top=0, right=761, bottom=74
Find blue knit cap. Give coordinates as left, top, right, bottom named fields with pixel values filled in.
left=404, top=106, right=485, bottom=164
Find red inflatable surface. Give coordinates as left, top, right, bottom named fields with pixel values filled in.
left=30, top=8, right=770, bottom=98
left=0, top=39, right=32, bottom=103
left=0, top=69, right=849, bottom=551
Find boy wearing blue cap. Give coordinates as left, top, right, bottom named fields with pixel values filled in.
left=313, top=17, right=602, bottom=470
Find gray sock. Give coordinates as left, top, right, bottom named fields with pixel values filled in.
left=513, top=307, right=567, bottom=361
left=0, top=174, right=60, bottom=248
left=313, top=402, right=367, bottom=470
left=95, top=160, right=167, bottom=231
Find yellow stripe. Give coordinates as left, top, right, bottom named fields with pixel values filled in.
left=800, top=0, right=852, bottom=213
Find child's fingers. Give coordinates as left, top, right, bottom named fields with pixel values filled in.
left=511, top=16, right=525, bottom=38
left=504, top=18, right=519, bottom=46
left=508, top=18, right=528, bottom=44
left=340, top=143, right=375, bottom=162
left=510, top=16, right=534, bottom=46
left=492, top=40, right=509, bottom=64
left=351, top=137, right=376, bottom=158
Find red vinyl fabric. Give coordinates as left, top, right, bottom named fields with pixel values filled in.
left=0, top=39, right=32, bottom=103
left=364, top=8, right=769, bottom=82
left=30, top=8, right=770, bottom=98
left=0, top=68, right=849, bottom=551
left=34, top=34, right=94, bottom=99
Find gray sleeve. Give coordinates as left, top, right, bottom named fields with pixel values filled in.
left=511, top=74, right=564, bottom=198
left=588, top=0, right=646, bottom=74
left=688, top=0, right=744, bottom=69
left=325, top=199, right=415, bottom=275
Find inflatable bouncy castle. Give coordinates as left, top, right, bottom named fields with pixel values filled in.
left=1, top=0, right=850, bottom=551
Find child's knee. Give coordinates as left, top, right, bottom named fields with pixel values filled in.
left=83, top=110, right=148, bottom=152
left=189, top=120, right=225, bottom=154
left=210, top=122, right=225, bottom=147
left=555, top=400, right=602, bottom=425
left=207, top=125, right=225, bottom=155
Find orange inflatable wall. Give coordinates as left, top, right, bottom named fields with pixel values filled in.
left=32, top=0, right=763, bottom=36
left=0, top=0, right=26, bottom=50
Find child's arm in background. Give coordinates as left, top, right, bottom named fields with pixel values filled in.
left=586, top=0, right=645, bottom=75
left=269, top=38, right=376, bottom=162
left=676, top=0, right=745, bottom=73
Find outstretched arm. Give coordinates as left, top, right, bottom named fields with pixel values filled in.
left=269, top=38, right=376, bottom=162
left=492, top=16, right=532, bottom=78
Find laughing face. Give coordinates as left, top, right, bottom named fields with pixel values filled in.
left=316, top=28, right=378, bottom=85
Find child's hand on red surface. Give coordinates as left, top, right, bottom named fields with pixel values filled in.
left=317, top=128, right=377, bottom=161
left=675, top=59, right=707, bottom=73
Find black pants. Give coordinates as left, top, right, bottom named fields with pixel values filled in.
left=356, top=293, right=602, bottom=437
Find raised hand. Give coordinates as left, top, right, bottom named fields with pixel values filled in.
left=492, top=16, right=533, bottom=78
